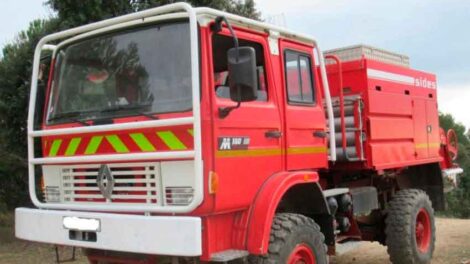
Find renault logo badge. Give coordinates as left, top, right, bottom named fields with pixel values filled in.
left=97, top=164, right=114, bottom=199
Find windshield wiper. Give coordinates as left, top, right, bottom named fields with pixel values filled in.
left=100, top=105, right=158, bottom=120
left=69, top=118, right=91, bottom=126
left=138, top=111, right=158, bottom=120
left=48, top=111, right=91, bottom=126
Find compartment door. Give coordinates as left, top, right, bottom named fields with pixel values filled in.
left=426, top=100, right=440, bottom=158
left=413, top=99, right=429, bottom=159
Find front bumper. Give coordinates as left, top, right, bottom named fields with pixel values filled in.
left=15, top=208, right=202, bottom=256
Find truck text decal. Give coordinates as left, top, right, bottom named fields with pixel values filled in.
left=218, top=137, right=250, bottom=150
left=367, top=68, right=436, bottom=89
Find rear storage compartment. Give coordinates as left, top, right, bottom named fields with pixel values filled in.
left=324, top=45, right=440, bottom=170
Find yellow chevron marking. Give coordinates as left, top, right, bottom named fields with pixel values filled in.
left=157, top=131, right=187, bottom=150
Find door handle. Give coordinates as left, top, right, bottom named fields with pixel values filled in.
left=265, top=130, right=282, bottom=138
left=313, top=131, right=327, bottom=138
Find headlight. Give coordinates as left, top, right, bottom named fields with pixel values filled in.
left=165, top=187, right=194, bottom=206
left=161, top=160, right=195, bottom=206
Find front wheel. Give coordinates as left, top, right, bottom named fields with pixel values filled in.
left=249, top=213, right=328, bottom=264
left=385, top=189, right=436, bottom=264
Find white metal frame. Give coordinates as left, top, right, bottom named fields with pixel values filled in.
left=27, top=3, right=336, bottom=213
left=28, top=3, right=202, bottom=213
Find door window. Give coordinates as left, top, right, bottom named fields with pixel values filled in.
left=212, top=34, right=268, bottom=102
left=284, top=50, right=315, bottom=104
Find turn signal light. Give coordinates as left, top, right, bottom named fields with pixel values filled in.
left=40, top=175, right=45, bottom=194
left=209, top=171, right=219, bottom=194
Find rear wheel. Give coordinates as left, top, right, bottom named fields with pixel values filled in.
left=249, top=213, right=328, bottom=264
left=385, top=189, right=435, bottom=264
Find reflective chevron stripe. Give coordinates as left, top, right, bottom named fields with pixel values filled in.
left=105, top=135, right=129, bottom=153
left=65, top=138, right=81, bottom=156
left=46, top=128, right=194, bottom=157
left=130, top=133, right=156, bottom=152
left=85, top=136, right=103, bottom=155
left=49, top=139, right=62, bottom=157
left=157, top=131, right=187, bottom=150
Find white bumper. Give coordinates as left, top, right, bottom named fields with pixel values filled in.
left=15, top=208, right=202, bottom=256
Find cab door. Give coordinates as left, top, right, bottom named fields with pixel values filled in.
left=280, top=40, right=328, bottom=170
left=210, top=31, right=283, bottom=211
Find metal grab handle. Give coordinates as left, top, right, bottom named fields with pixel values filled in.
left=325, top=54, right=348, bottom=160
left=313, top=131, right=327, bottom=138
left=265, top=130, right=282, bottom=138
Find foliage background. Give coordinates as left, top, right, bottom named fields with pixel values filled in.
left=438, top=113, right=470, bottom=218
left=0, top=0, right=469, bottom=218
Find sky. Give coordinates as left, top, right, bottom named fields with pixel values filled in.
left=0, top=0, right=52, bottom=47
left=256, top=0, right=470, bottom=129
left=0, top=0, right=469, bottom=129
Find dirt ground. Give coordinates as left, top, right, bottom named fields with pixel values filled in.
left=1, top=217, right=469, bottom=264
left=331, top=218, right=470, bottom=264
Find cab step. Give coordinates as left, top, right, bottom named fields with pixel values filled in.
left=210, top=249, right=249, bottom=262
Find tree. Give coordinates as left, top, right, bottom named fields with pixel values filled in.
left=0, top=19, right=60, bottom=209
left=439, top=112, right=470, bottom=218
left=130, top=0, right=260, bottom=19
left=0, top=1, right=260, bottom=211
left=47, top=0, right=260, bottom=29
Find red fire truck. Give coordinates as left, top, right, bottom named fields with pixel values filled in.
left=16, top=3, right=463, bottom=264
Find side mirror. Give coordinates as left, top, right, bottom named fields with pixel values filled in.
left=227, top=46, right=258, bottom=102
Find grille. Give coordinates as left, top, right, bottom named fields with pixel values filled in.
left=60, top=163, right=161, bottom=205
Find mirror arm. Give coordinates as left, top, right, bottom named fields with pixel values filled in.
left=218, top=101, right=241, bottom=119
left=219, top=86, right=242, bottom=119
left=214, top=16, right=239, bottom=61
left=214, top=16, right=243, bottom=119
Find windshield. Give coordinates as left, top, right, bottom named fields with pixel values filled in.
left=47, top=21, right=192, bottom=124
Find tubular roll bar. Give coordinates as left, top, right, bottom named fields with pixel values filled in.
left=27, top=3, right=203, bottom=213
left=325, top=55, right=347, bottom=161
left=318, top=49, right=337, bottom=162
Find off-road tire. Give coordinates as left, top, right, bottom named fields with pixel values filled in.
left=385, top=189, right=436, bottom=264
left=248, top=213, right=328, bottom=264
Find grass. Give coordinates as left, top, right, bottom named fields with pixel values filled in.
left=0, top=211, right=13, bottom=226
left=0, top=212, right=14, bottom=244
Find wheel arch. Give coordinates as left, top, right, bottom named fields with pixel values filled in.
left=396, top=162, right=445, bottom=211
left=245, top=170, right=331, bottom=255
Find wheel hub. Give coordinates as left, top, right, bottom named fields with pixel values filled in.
left=415, top=208, right=431, bottom=253
left=288, top=244, right=316, bottom=264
